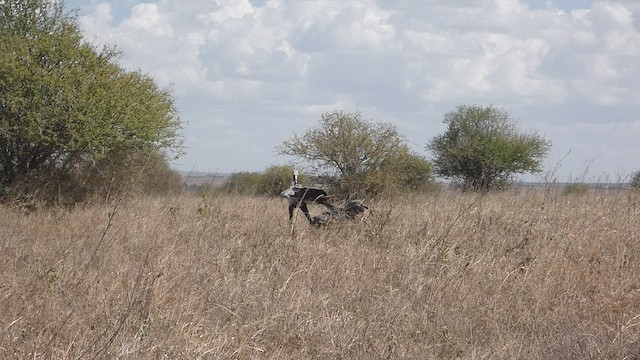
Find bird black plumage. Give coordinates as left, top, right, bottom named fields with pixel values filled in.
left=279, top=170, right=336, bottom=222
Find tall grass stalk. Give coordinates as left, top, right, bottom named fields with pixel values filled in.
left=1, top=189, right=639, bottom=358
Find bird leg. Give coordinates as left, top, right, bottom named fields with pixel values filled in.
left=288, top=203, right=295, bottom=220
left=299, top=202, right=312, bottom=222
left=288, top=198, right=312, bottom=223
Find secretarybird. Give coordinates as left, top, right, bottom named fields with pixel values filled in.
left=279, top=170, right=336, bottom=223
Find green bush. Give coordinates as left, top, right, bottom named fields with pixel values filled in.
left=258, top=165, right=310, bottom=196
left=385, top=152, right=433, bottom=192
left=632, top=171, right=640, bottom=190
left=278, top=110, right=432, bottom=198
left=0, top=0, right=182, bottom=204
left=136, top=154, right=183, bottom=196
left=428, top=104, right=550, bottom=192
left=222, top=167, right=312, bottom=196
left=222, top=172, right=264, bottom=195
left=4, top=149, right=183, bottom=204
left=88, top=150, right=183, bottom=197
left=563, top=183, right=590, bottom=195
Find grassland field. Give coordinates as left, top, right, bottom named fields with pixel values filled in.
left=1, top=187, right=639, bottom=359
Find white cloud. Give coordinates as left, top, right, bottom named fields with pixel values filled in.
left=122, top=3, right=173, bottom=36
left=77, top=2, right=113, bottom=42
left=199, top=0, right=254, bottom=24
left=71, top=0, right=640, bottom=179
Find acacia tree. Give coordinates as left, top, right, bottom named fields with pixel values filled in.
left=428, top=104, right=550, bottom=191
left=0, top=0, right=182, bottom=201
left=278, top=110, right=431, bottom=197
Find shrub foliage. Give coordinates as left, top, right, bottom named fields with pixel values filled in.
left=563, top=182, right=590, bottom=196
left=428, top=104, right=550, bottom=192
left=632, top=171, right=640, bottom=190
left=0, top=0, right=182, bottom=202
left=278, top=110, right=432, bottom=197
left=219, top=166, right=311, bottom=197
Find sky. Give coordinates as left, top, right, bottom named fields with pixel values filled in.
left=67, top=0, right=640, bottom=182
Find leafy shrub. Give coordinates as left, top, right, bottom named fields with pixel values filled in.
left=222, top=172, right=264, bottom=195
left=428, top=104, right=550, bottom=192
left=258, top=165, right=310, bottom=196
left=278, top=110, right=431, bottom=198
left=384, top=152, right=433, bottom=193
left=632, top=171, right=640, bottom=190
left=563, top=183, right=590, bottom=195
left=0, top=0, right=182, bottom=204
left=136, top=155, right=183, bottom=196
left=194, top=166, right=312, bottom=197
left=3, top=150, right=182, bottom=204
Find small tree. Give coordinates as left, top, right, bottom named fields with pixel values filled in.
left=278, top=110, right=430, bottom=197
left=0, top=0, right=182, bottom=202
left=428, top=104, right=550, bottom=192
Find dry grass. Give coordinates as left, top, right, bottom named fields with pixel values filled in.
left=1, top=188, right=640, bottom=359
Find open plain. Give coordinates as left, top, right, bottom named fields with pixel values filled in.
left=1, top=188, right=639, bottom=359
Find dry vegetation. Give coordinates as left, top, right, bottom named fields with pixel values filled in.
left=1, top=188, right=640, bottom=359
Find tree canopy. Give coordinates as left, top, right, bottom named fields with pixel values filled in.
left=428, top=104, right=550, bottom=191
left=0, top=0, right=182, bottom=201
left=278, top=110, right=431, bottom=197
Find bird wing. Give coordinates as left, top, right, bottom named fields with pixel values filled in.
left=279, top=187, right=297, bottom=198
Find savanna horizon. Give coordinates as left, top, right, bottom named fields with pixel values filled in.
left=2, top=188, right=639, bottom=359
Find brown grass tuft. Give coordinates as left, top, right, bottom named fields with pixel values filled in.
left=1, top=189, right=639, bottom=358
